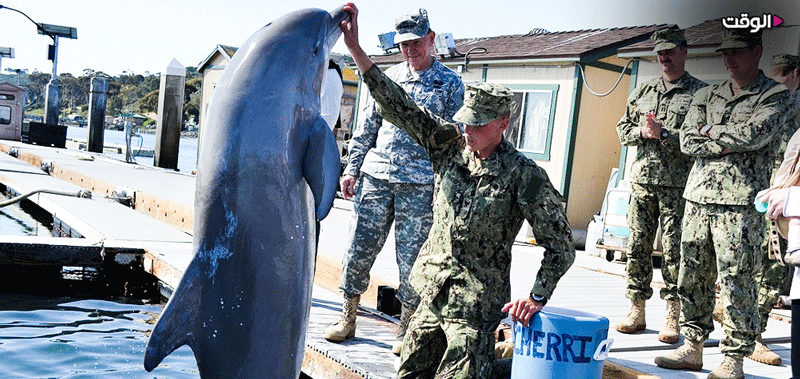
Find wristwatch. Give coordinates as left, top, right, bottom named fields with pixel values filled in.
left=531, top=294, right=548, bottom=306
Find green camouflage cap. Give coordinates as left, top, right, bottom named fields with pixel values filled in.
left=453, top=82, right=514, bottom=126
left=651, top=26, right=686, bottom=52
left=716, top=27, right=762, bottom=51
left=394, top=9, right=431, bottom=44
left=772, top=53, right=800, bottom=68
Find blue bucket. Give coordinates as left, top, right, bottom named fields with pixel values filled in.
left=510, top=307, right=612, bottom=379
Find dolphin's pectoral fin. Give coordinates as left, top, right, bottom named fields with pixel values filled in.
left=303, top=118, right=340, bottom=221
left=143, top=263, right=201, bottom=372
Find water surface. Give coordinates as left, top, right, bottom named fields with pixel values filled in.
left=0, top=294, right=199, bottom=378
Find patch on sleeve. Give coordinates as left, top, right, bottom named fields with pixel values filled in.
left=434, top=125, right=460, bottom=145
left=522, top=173, right=545, bottom=201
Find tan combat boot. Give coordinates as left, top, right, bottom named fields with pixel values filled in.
left=654, top=338, right=704, bottom=371
left=747, top=336, right=782, bottom=366
left=615, top=298, right=646, bottom=333
left=324, top=294, right=360, bottom=342
left=708, top=355, right=744, bottom=379
left=658, top=300, right=680, bottom=344
left=391, top=304, right=415, bottom=356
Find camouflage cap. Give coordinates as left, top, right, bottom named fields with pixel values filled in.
left=716, top=27, right=762, bottom=51
left=394, top=9, right=431, bottom=44
left=651, top=26, right=686, bottom=52
left=453, top=82, right=514, bottom=126
left=772, top=53, right=800, bottom=68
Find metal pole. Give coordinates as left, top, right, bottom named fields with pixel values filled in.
left=44, top=36, right=60, bottom=125
left=87, top=77, right=108, bottom=153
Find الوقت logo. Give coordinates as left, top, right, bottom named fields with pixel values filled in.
left=722, top=13, right=784, bottom=33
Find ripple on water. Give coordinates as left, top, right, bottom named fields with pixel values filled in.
left=0, top=294, right=199, bottom=378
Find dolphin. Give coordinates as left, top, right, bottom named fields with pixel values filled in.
left=143, top=6, right=346, bottom=378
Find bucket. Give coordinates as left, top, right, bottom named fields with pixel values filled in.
left=510, top=307, right=612, bottom=379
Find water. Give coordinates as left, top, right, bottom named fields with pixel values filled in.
left=0, top=127, right=202, bottom=377
left=0, top=198, right=51, bottom=237
left=66, top=126, right=199, bottom=175
left=0, top=294, right=200, bottom=378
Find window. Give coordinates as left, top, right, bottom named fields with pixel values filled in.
left=0, top=94, right=14, bottom=101
left=503, top=85, right=559, bottom=161
left=0, top=106, right=10, bottom=125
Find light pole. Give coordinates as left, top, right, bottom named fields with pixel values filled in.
left=0, top=5, right=76, bottom=125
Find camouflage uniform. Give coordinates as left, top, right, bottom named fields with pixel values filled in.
left=361, top=65, right=575, bottom=378
left=678, top=71, right=794, bottom=357
left=754, top=57, right=800, bottom=335
left=616, top=73, right=707, bottom=302
left=340, top=58, right=464, bottom=307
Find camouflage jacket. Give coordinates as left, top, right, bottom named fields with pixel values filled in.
left=362, top=65, right=575, bottom=325
left=681, top=71, right=795, bottom=205
left=771, top=91, right=800, bottom=181
left=344, top=59, right=464, bottom=184
left=616, top=73, right=707, bottom=187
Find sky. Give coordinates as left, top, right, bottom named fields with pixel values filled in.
left=0, top=0, right=797, bottom=77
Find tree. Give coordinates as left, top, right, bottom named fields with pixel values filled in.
left=138, top=89, right=159, bottom=114
left=24, top=72, right=50, bottom=108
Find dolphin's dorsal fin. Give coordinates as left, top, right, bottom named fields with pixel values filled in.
left=303, top=117, right=340, bottom=221
left=143, top=264, right=201, bottom=372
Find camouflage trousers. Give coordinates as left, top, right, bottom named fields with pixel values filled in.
left=678, top=200, right=763, bottom=357
left=755, top=222, right=791, bottom=335
left=625, top=183, right=684, bottom=301
left=339, top=173, right=433, bottom=308
left=398, top=279, right=498, bottom=379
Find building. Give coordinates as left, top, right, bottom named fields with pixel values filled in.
left=368, top=25, right=669, bottom=230
left=0, top=82, right=26, bottom=141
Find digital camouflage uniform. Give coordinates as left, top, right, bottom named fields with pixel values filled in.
left=678, top=71, right=794, bottom=357
left=340, top=58, right=464, bottom=307
left=361, top=65, right=575, bottom=378
left=616, top=73, right=707, bottom=302
left=754, top=73, right=800, bottom=336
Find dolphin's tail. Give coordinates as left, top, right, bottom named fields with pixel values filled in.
left=143, top=262, right=201, bottom=372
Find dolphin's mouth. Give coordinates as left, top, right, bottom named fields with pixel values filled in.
left=325, top=5, right=350, bottom=51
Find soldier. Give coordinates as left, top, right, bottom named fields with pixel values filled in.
left=324, top=8, right=465, bottom=356
left=654, top=28, right=795, bottom=379
left=614, top=26, right=707, bottom=344
left=746, top=53, right=800, bottom=366
left=339, top=4, right=575, bottom=377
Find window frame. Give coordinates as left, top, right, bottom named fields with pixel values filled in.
left=503, top=84, right=559, bottom=161
left=0, top=105, right=11, bottom=125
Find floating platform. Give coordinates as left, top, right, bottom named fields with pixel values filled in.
left=0, top=139, right=792, bottom=379
left=66, top=138, right=155, bottom=157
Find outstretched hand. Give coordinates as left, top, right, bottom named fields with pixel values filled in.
left=338, top=3, right=374, bottom=74
left=340, top=3, right=360, bottom=51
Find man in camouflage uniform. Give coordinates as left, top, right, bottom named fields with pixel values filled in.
left=324, top=8, right=465, bottom=356
left=655, top=28, right=795, bottom=379
left=745, top=53, right=800, bottom=366
left=339, top=5, right=575, bottom=377
left=615, top=26, right=707, bottom=344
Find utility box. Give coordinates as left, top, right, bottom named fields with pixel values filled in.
left=0, top=82, right=26, bottom=141
left=22, top=121, right=67, bottom=148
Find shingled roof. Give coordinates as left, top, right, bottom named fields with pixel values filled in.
left=372, top=24, right=671, bottom=66
left=618, top=19, right=723, bottom=55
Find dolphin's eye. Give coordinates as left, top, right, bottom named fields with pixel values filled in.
left=312, top=44, right=320, bottom=55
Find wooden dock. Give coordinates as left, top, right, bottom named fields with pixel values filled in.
left=0, top=139, right=792, bottom=378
